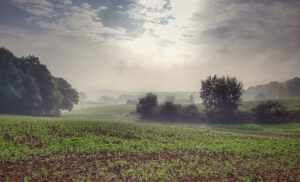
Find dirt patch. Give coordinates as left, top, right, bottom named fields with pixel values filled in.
left=0, top=151, right=298, bottom=181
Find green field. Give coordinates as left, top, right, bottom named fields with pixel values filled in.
left=1, top=101, right=300, bottom=181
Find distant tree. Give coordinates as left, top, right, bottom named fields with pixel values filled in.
left=252, top=101, right=286, bottom=123
left=180, top=105, right=200, bottom=122
left=189, top=95, right=194, bottom=104
left=255, top=92, right=266, bottom=100
left=79, top=92, right=88, bottom=102
left=98, top=96, right=116, bottom=104
left=136, top=93, right=158, bottom=119
left=164, top=95, right=176, bottom=103
left=243, top=77, right=300, bottom=100
left=200, top=75, right=243, bottom=121
left=126, top=99, right=137, bottom=105
left=158, top=101, right=180, bottom=121
left=286, top=77, right=300, bottom=97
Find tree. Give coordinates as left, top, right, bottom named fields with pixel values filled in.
left=255, top=92, right=266, bottom=100
left=189, top=95, right=194, bottom=104
left=78, top=92, right=88, bottom=102
left=286, top=77, right=300, bottom=97
left=126, top=99, right=137, bottom=105
left=164, top=95, right=176, bottom=103
left=158, top=101, right=180, bottom=121
left=252, top=101, right=286, bottom=123
left=136, top=93, right=158, bottom=119
left=200, top=75, right=243, bottom=121
left=55, top=77, right=79, bottom=112
left=180, top=105, right=200, bottom=122
left=0, top=47, right=78, bottom=116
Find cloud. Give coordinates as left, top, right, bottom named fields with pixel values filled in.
left=35, top=3, right=129, bottom=43
left=11, top=0, right=54, bottom=17
left=184, top=0, right=300, bottom=85
left=189, top=0, right=300, bottom=55
left=1, top=0, right=299, bottom=92
left=0, top=0, right=201, bottom=91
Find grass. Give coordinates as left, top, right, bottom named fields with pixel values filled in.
left=1, top=99, right=300, bottom=181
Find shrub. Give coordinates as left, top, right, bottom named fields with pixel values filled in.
left=136, top=93, right=158, bottom=119
left=156, top=102, right=180, bottom=122
left=252, top=101, right=286, bottom=123
left=179, top=105, right=201, bottom=122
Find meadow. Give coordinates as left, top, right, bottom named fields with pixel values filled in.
left=0, top=99, right=300, bottom=181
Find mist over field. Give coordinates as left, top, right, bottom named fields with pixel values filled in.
left=1, top=0, right=299, bottom=93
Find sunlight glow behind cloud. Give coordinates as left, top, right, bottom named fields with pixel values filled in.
left=0, top=0, right=299, bottom=91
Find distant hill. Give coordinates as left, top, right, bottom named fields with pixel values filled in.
left=243, top=77, right=300, bottom=100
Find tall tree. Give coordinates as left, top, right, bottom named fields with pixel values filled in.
left=200, top=75, right=243, bottom=121
left=55, top=77, right=79, bottom=112
left=0, top=47, right=78, bottom=116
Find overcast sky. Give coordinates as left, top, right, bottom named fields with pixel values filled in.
left=0, top=0, right=299, bottom=91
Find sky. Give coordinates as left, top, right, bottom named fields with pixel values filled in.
left=0, top=0, right=299, bottom=92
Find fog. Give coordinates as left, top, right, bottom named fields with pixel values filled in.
left=1, top=0, right=299, bottom=93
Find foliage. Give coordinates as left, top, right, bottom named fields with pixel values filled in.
left=78, top=92, right=87, bottom=102
left=163, top=95, right=176, bottom=103
left=189, top=94, right=195, bottom=104
left=0, top=47, right=78, bottom=116
left=252, top=101, right=286, bottom=123
left=0, top=113, right=299, bottom=181
left=200, top=75, right=243, bottom=121
left=136, top=93, right=158, bottom=119
left=126, top=99, right=137, bottom=105
left=179, top=105, right=201, bottom=122
left=137, top=93, right=202, bottom=122
left=243, top=77, right=300, bottom=100
left=156, top=101, right=180, bottom=121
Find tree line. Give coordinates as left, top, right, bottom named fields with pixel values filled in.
left=0, top=47, right=78, bottom=116
left=243, top=77, right=300, bottom=100
left=136, top=75, right=243, bottom=123
left=136, top=75, right=291, bottom=124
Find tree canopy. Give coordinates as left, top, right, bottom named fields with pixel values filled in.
left=136, top=93, right=158, bottom=119
left=0, top=47, right=78, bottom=116
left=243, top=77, right=300, bottom=100
left=200, top=75, right=243, bottom=121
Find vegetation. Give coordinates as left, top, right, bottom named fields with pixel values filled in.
left=136, top=92, right=300, bottom=124
left=243, top=77, right=300, bottom=100
left=252, top=101, right=286, bottom=123
left=136, top=93, right=158, bottom=119
left=239, top=97, right=300, bottom=112
left=1, top=47, right=300, bottom=180
left=78, top=92, right=88, bottom=102
left=0, top=47, right=78, bottom=116
left=136, top=93, right=202, bottom=122
left=200, top=75, right=243, bottom=121
left=0, top=105, right=299, bottom=181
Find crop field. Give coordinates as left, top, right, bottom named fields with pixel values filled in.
left=1, top=101, right=300, bottom=181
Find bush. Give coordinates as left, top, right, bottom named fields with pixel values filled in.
left=156, top=102, right=180, bottom=122
left=136, top=93, right=202, bottom=123
left=136, top=93, right=158, bottom=119
left=179, top=105, right=201, bottom=122
left=252, top=101, right=286, bottom=123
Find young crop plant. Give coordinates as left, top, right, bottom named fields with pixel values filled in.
left=0, top=114, right=299, bottom=181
